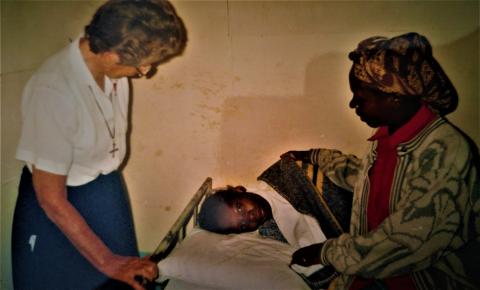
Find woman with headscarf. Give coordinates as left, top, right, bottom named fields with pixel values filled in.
left=286, top=32, right=479, bottom=290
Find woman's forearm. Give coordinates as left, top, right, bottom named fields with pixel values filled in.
left=32, top=167, right=115, bottom=274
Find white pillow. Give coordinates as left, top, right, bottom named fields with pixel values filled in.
left=157, top=228, right=310, bottom=290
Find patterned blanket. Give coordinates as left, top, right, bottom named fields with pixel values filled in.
left=258, top=158, right=352, bottom=238
left=257, top=158, right=353, bottom=289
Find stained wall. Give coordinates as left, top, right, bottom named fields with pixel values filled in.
left=2, top=1, right=478, bottom=289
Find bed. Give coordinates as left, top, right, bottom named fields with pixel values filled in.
left=146, top=159, right=352, bottom=290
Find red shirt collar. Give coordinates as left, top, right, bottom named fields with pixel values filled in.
left=368, top=104, right=438, bottom=147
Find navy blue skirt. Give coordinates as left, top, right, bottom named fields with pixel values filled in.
left=12, top=167, right=139, bottom=290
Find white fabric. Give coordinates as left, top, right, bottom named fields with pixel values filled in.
left=290, top=263, right=325, bottom=277
left=248, top=181, right=326, bottom=277
left=158, top=228, right=311, bottom=290
left=16, top=37, right=129, bottom=186
left=158, top=182, right=327, bottom=288
left=248, top=181, right=327, bottom=249
left=166, top=279, right=225, bottom=290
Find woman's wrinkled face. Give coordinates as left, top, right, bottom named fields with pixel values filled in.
left=217, top=196, right=269, bottom=233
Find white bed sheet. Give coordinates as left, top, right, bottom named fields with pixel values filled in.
left=165, top=278, right=224, bottom=290
left=157, top=228, right=310, bottom=290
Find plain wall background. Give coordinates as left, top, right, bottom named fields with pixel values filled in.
left=1, top=1, right=478, bottom=289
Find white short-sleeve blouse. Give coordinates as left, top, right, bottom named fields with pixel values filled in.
left=16, top=37, right=129, bottom=186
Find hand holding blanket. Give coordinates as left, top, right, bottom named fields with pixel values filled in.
left=257, top=157, right=353, bottom=289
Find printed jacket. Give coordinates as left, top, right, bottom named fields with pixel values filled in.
left=310, top=117, right=480, bottom=290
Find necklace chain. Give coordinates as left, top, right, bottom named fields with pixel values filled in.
left=89, top=83, right=119, bottom=158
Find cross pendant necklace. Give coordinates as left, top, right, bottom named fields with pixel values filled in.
left=109, top=141, right=119, bottom=158
left=90, top=83, right=118, bottom=158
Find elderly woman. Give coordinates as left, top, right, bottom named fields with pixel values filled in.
left=287, top=32, right=479, bottom=290
left=12, top=1, right=186, bottom=289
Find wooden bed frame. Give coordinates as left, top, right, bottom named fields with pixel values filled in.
left=142, top=177, right=213, bottom=289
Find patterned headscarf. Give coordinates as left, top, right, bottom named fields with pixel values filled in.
left=349, top=32, right=458, bottom=115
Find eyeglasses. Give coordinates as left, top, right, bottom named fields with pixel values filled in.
left=135, top=64, right=152, bottom=78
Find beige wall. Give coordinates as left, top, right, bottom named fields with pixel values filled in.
left=1, top=1, right=478, bottom=289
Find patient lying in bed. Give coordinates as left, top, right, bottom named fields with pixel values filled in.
left=159, top=181, right=330, bottom=290
left=157, top=159, right=350, bottom=290
left=197, top=183, right=326, bottom=250
left=199, top=182, right=340, bottom=284
left=195, top=172, right=353, bottom=289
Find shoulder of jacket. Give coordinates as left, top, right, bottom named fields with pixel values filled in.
left=398, top=118, right=469, bottom=153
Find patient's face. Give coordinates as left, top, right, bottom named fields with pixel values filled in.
left=218, top=196, right=270, bottom=233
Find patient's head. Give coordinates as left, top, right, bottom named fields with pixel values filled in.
left=198, top=186, right=272, bottom=234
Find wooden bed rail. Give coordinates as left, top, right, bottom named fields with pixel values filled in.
left=149, top=177, right=213, bottom=263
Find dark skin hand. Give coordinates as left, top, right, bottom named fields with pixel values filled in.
left=290, top=243, right=324, bottom=267
left=280, top=150, right=310, bottom=162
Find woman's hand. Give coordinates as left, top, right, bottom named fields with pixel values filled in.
left=32, top=167, right=158, bottom=290
left=290, top=243, right=324, bottom=267
left=280, top=150, right=310, bottom=162
left=102, top=254, right=158, bottom=290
